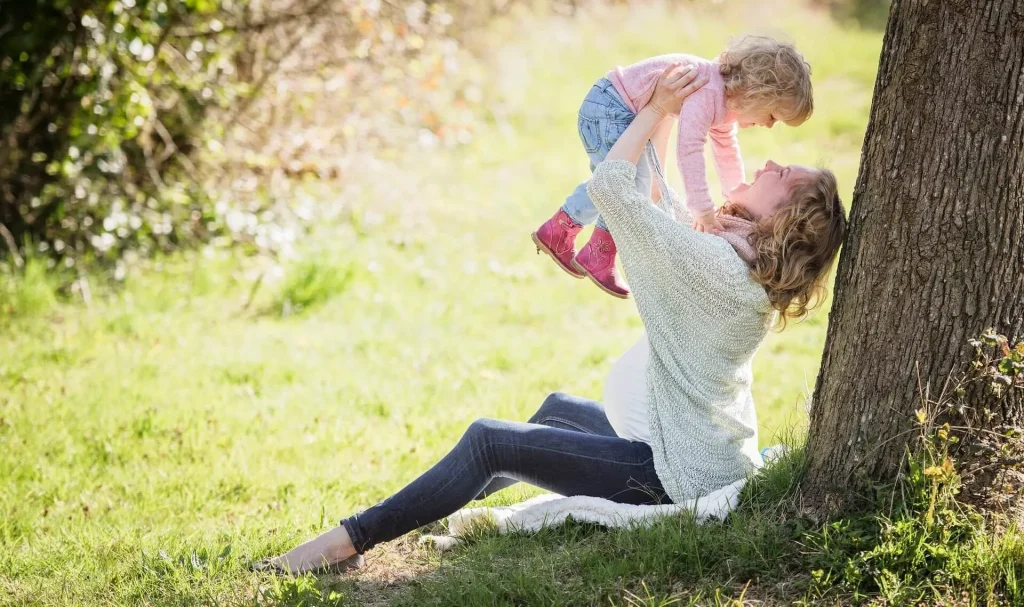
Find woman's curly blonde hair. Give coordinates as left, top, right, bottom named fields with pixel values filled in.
left=719, top=35, right=814, bottom=126
left=725, top=170, right=847, bottom=329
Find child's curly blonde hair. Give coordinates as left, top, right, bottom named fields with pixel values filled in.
left=725, top=170, right=847, bottom=329
left=719, top=35, right=814, bottom=126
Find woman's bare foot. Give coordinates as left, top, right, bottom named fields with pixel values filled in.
left=257, top=525, right=360, bottom=575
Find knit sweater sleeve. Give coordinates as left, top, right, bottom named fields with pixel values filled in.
left=589, top=158, right=771, bottom=503
left=587, top=159, right=733, bottom=297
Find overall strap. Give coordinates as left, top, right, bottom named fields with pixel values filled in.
left=645, top=141, right=680, bottom=220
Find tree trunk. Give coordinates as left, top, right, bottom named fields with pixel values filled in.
left=803, top=0, right=1024, bottom=509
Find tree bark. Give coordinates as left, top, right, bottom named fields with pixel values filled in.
left=803, top=0, right=1024, bottom=509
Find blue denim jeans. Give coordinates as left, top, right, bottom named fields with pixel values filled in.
left=561, top=78, right=654, bottom=231
left=341, top=392, right=669, bottom=553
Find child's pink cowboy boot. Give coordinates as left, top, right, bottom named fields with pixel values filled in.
left=532, top=209, right=585, bottom=279
left=572, top=227, right=630, bottom=299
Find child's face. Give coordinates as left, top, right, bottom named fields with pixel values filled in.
left=728, top=160, right=817, bottom=217
left=735, top=107, right=778, bottom=129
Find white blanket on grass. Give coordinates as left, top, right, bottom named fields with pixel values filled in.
left=419, top=478, right=747, bottom=552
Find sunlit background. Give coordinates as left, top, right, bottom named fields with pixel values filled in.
left=1, top=1, right=887, bottom=604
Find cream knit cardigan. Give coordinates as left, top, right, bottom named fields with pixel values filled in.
left=587, top=157, right=773, bottom=502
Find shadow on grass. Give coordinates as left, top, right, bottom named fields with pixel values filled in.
left=249, top=451, right=812, bottom=607
left=260, top=442, right=1024, bottom=606
left=252, top=535, right=440, bottom=607
left=385, top=451, right=810, bottom=606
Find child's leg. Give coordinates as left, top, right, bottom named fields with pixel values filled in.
left=535, top=99, right=622, bottom=277
left=562, top=170, right=599, bottom=227
left=560, top=80, right=636, bottom=225
left=536, top=79, right=633, bottom=283
left=561, top=140, right=603, bottom=226
left=572, top=123, right=634, bottom=297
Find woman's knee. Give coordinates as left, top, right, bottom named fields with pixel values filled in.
left=460, top=418, right=514, bottom=464
left=462, top=418, right=504, bottom=445
left=532, top=391, right=574, bottom=422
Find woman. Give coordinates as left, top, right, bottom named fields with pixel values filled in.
left=258, top=64, right=847, bottom=574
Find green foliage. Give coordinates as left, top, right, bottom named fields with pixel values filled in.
left=803, top=332, right=1024, bottom=605
left=0, top=0, right=546, bottom=274
left=804, top=448, right=1022, bottom=605
left=0, top=0, right=248, bottom=267
left=385, top=335, right=1024, bottom=606
left=270, top=258, right=356, bottom=317
left=819, top=0, right=892, bottom=28
left=0, top=256, right=59, bottom=321
left=389, top=434, right=1024, bottom=606
left=11, top=3, right=1016, bottom=606
left=969, top=329, right=1024, bottom=398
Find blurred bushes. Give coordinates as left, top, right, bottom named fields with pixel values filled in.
left=269, top=257, right=356, bottom=317
left=815, top=0, right=891, bottom=27
left=0, top=0, right=579, bottom=275
left=1, top=0, right=247, bottom=272
left=0, top=257, right=58, bottom=321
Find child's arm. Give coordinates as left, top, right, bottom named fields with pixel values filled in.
left=709, top=124, right=744, bottom=199
left=675, top=93, right=725, bottom=232
left=649, top=118, right=674, bottom=201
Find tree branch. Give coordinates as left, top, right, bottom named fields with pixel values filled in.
left=221, top=20, right=315, bottom=132
left=169, top=0, right=332, bottom=39
left=0, top=221, right=24, bottom=268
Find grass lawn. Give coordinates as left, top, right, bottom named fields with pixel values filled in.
left=0, top=2, right=883, bottom=605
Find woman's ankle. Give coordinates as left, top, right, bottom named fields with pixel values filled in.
left=277, top=525, right=358, bottom=571
left=318, top=525, right=357, bottom=561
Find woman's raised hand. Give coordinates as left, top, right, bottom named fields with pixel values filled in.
left=650, top=63, right=707, bottom=118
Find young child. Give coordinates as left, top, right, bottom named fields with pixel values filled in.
left=532, top=36, right=814, bottom=298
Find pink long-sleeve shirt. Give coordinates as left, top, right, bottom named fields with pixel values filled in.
left=607, top=54, right=743, bottom=217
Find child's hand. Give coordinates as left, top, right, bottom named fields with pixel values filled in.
left=650, top=63, right=708, bottom=118
left=693, top=212, right=725, bottom=233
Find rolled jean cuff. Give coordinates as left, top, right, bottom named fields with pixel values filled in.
left=340, top=514, right=372, bottom=555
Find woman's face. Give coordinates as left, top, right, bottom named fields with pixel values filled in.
left=728, top=160, right=818, bottom=218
